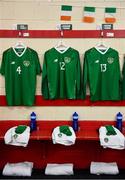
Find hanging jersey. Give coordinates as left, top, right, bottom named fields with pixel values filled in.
left=83, top=47, right=121, bottom=101
left=0, top=47, right=41, bottom=106
left=122, top=58, right=125, bottom=99
left=42, top=47, right=81, bottom=99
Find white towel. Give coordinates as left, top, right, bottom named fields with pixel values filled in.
left=2, top=161, right=33, bottom=176
left=90, top=162, right=119, bottom=175
left=99, top=126, right=125, bottom=150
left=4, top=126, right=30, bottom=147
left=52, top=126, right=76, bottom=146
left=45, top=163, right=74, bottom=175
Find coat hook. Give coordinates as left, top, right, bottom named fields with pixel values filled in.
left=101, top=31, right=104, bottom=38
left=60, top=30, right=63, bottom=37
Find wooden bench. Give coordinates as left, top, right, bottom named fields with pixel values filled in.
left=0, top=120, right=125, bottom=170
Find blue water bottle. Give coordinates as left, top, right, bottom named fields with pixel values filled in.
left=30, top=112, right=37, bottom=132
left=72, top=112, right=79, bottom=132
left=116, top=112, right=123, bottom=131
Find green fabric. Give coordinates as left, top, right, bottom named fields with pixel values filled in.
left=61, top=5, right=72, bottom=11
left=122, top=57, right=125, bottom=99
left=84, top=6, right=95, bottom=12
left=105, top=125, right=117, bottom=135
left=0, top=47, right=41, bottom=106
left=15, top=125, right=27, bottom=134
left=105, top=7, right=116, bottom=13
left=59, top=125, right=72, bottom=136
left=83, top=47, right=121, bottom=101
left=42, top=47, right=81, bottom=99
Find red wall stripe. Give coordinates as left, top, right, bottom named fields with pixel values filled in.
left=0, top=29, right=125, bottom=38
left=0, top=95, right=125, bottom=106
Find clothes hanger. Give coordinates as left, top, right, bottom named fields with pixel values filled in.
left=14, top=41, right=26, bottom=49
left=55, top=30, right=69, bottom=51
left=96, top=40, right=108, bottom=50
left=55, top=39, right=68, bottom=51
left=95, top=31, right=108, bottom=51
left=95, top=40, right=109, bottom=51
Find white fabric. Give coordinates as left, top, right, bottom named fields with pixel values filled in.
left=2, top=162, right=33, bottom=176
left=99, top=126, right=125, bottom=150
left=90, top=162, right=119, bottom=175
left=52, top=126, right=76, bottom=146
left=4, top=126, right=30, bottom=147
left=45, top=163, right=74, bottom=175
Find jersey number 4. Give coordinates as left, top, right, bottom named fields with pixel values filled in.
left=16, top=66, right=21, bottom=74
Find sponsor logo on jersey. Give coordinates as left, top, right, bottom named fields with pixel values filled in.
left=64, top=57, right=71, bottom=63
left=95, top=60, right=99, bottom=63
left=54, top=59, right=58, bottom=62
left=107, top=57, right=114, bottom=64
left=23, top=60, right=30, bottom=67
left=11, top=61, right=15, bottom=64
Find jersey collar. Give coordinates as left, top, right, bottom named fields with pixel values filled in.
left=54, top=46, right=70, bottom=54
left=95, top=46, right=110, bottom=55
left=12, top=46, right=27, bottom=57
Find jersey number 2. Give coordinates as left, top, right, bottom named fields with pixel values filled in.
left=60, top=62, right=65, bottom=71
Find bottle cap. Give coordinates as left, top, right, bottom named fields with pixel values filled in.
left=30, top=112, right=36, bottom=119
left=31, top=112, right=36, bottom=116
left=73, top=112, right=78, bottom=119
left=116, top=112, right=123, bottom=120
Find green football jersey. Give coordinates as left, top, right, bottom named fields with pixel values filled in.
left=0, top=47, right=41, bottom=106
left=122, top=58, right=125, bottom=99
left=83, top=47, right=121, bottom=101
left=42, top=47, right=81, bottom=99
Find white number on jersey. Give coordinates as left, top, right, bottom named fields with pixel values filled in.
left=16, top=66, right=21, bottom=74
left=60, top=62, right=65, bottom=71
left=100, top=64, right=107, bottom=72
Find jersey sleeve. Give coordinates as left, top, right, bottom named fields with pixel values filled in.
left=82, top=51, right=88, bottom=99
left=41, top=52, right=49, bottom=99
left=0, top=51, right=6, bottom=75
left=75, top=51, right=82, bottom=99
left=34, top=52, right=42, bottom=75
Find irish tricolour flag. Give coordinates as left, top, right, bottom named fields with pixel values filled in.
left=60, top=5, right=72, bottom=21
left=105, top=7, right=116, bottom=23
left=83, top=7, right=95, bottom=23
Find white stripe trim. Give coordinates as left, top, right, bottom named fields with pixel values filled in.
left=54, top=46, right=70, bottom=54
left=12, top=46, right=27, bottom=57
left=95, top=46, right=110, bottom=55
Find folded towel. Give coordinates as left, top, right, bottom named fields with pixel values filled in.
left=52, top=126, right=76, bottom=146
left=99, top=126, right=125, bottom=150
left=105, top=125, right=117, bottom=136
left=2, top=162, right=33, bottom=176
left=4, top=126, right=30, bottom=147
left=90, top=162, right=119, bottom=175
left=45, top=163, right=74, bottom=175
left=59, top=125, right=72, bottom=136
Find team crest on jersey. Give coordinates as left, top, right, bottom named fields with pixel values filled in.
left=107, top=57, right=114, bottom=64
left=23, top=61, right=30, bottom=67
left=64, top=57, right=71, bottom=63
